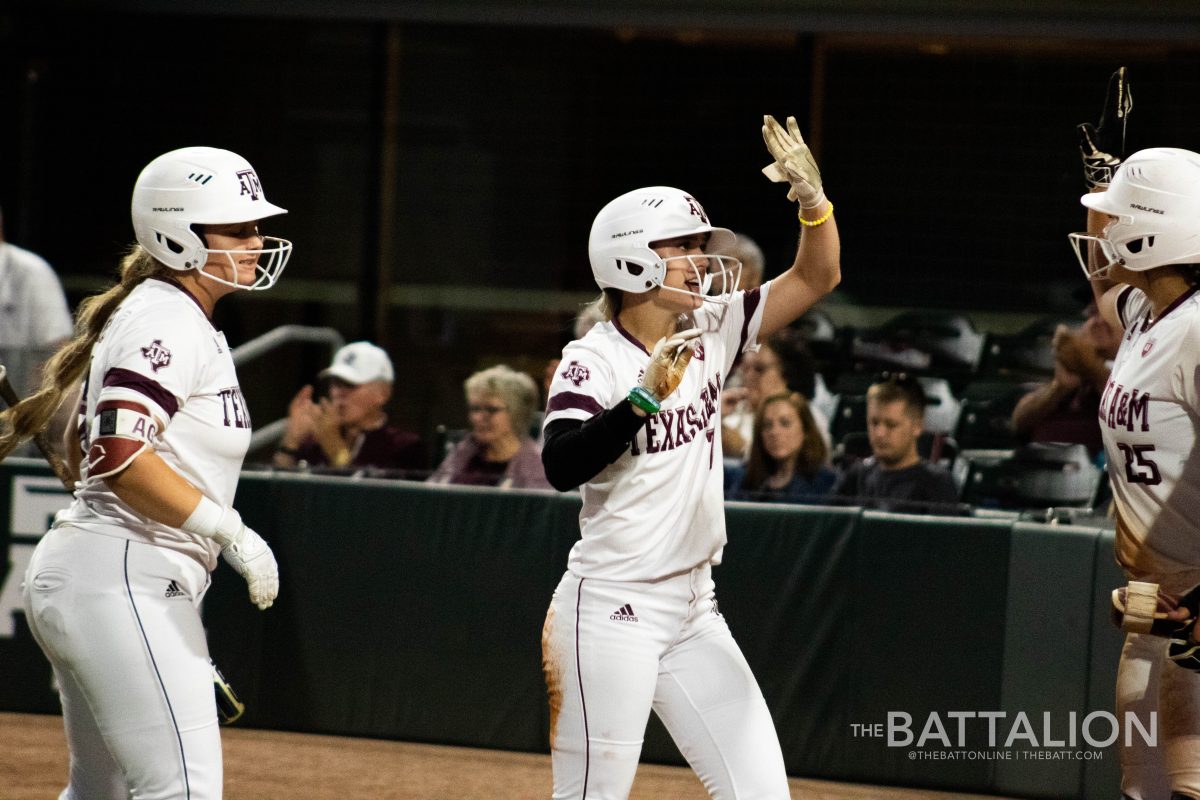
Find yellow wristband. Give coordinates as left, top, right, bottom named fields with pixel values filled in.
left=798, top=201, right=834, bottom=227
left=331, top=448, right=352, bottom=468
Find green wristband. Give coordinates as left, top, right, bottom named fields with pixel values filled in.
left=627, top=386, right=661, bottom=415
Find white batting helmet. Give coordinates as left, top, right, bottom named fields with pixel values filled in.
left=1070, top=147, right=1200, bottom=279
left=131, top=146, right=292, bottom=290
left=588, top=186, right=740, bottom=303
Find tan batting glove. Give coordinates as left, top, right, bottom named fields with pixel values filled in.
left=761, top=114, right=826, bottom=208
left=183, top=498, right=279, bottom=610
left=642, top=328, right=702, bottom=402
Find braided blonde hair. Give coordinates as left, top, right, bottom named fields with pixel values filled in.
left=0, top=245, right=167, bottom=459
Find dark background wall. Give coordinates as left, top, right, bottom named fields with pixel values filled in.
left=3, top=1, right=1200, bottom=458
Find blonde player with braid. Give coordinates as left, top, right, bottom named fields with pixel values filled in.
left=540, top=115, right=839, bottom=799
left=1, top=147, right=290, bottom=799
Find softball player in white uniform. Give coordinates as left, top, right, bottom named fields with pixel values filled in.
left=540, top=116, right=840, bottom=799
left=1071, top=146, right=1200, bottom=800
left=2, top=147, right=290, bottom=799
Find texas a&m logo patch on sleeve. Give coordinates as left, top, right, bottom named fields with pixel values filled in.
left=140, top=339, right=172, bottom=372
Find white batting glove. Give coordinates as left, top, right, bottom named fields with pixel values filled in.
left=761, top=114, right=826, bottom=208
left=183, top=499, right=279, bottom=610
left=642, top=328, right=702, bottom=401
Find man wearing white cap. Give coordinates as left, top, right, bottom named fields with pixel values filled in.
left=273, top=341, right=425, bottom=475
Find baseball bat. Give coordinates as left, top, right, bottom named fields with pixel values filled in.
left=0, top=364, right=76, bottom=491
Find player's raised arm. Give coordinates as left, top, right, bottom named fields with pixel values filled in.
left=1069, top=67, right=1133, bottom=332
left=758, top=114, right=841, bottom=339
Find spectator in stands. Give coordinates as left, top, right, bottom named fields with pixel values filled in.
left=715, top=231, right=765, bottom=292
left=0, top=207, right=75, bottom=458
left=831, top=374, right=960, bottom=514
left=726, top=391, right=836, bottom=503
left=1010, top=302, right=1119, bottom=458
left=573, top=296, right=606, bottom=340
left=273, top=341, right=425, bottom=475
left=428, top=364, right=550, bottom=489
left=722, top=328, right=831, bottom=458
left=0, top=206, right=73, bottom=395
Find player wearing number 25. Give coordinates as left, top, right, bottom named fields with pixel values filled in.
left=1069, top=69, right=1200, bottom=799
left=0, top=147, right=290, bottom=799
left=538, top=116, right=839, bottom=798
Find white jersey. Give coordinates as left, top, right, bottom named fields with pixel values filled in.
left=56, top=278, right=252, bottom=570
left=1101, top=285, right=1200, bottom=578
left=544, top=284, right=770, bottom=581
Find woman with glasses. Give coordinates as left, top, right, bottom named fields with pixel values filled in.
left=721, top=329, right=830, bottom=459
left=427, top=363, right=550, bottom=489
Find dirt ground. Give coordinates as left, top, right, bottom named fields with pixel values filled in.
left=1, top=712, right=1020, bottom=799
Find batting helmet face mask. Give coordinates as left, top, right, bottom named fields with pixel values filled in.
left=1069, top=147, right=1200, bottom=280
left=131, top=146, right=292, bottom=291
left=588, top=186, right=741, bottom=305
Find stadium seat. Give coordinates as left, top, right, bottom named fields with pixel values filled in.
left=918, top=376, right=962, bottom=435
left=851, top=311, right=986, bottom=374
left=953, top=379, right=1028, bottom=450
left=1007, top=442, right=1103, bottom=508
left=976, top=315, right=1076, bottom=379
left=958, top=442, right=1102, bottom=510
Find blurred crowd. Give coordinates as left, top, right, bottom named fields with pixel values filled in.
left=3, top=221, right=1115, bottom=519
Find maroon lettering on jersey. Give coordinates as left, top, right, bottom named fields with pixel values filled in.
left=674, top=406, right=692, bottom=445
left=658, top=408, right=676, bottom=450
left=630, top=376, right=722, bottom=458
left=140, top=339, right=172, bottom=372
left=684, top=405, right=703, bottom=442
left=1105, top=383, right=1124, bottom=429
left=1127, top=390, right=1150, bottom=432
left=218, top=387, right=252, bottom=429
left=645, top=414, right=660, bottom=453
left=1098, top=380, right=1152, bottom=433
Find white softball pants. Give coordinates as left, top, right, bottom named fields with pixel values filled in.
left=542, top=564, right=790, bottom=799
left=1117, top=568, right=1200, bottom=800
left=22, top=526, right=222, bottom=800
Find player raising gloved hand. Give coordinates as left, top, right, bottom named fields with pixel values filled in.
left=1078, top=66, right=1132, bottom=189
left=761, top=114, right=825, bottom=208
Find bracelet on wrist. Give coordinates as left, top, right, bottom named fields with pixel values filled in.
left=798, top=201, right=834, bottom=228
left=627, top=386, right=661, bottom=415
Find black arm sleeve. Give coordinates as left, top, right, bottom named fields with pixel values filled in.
left=541, top=400, right=647, bottom=492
